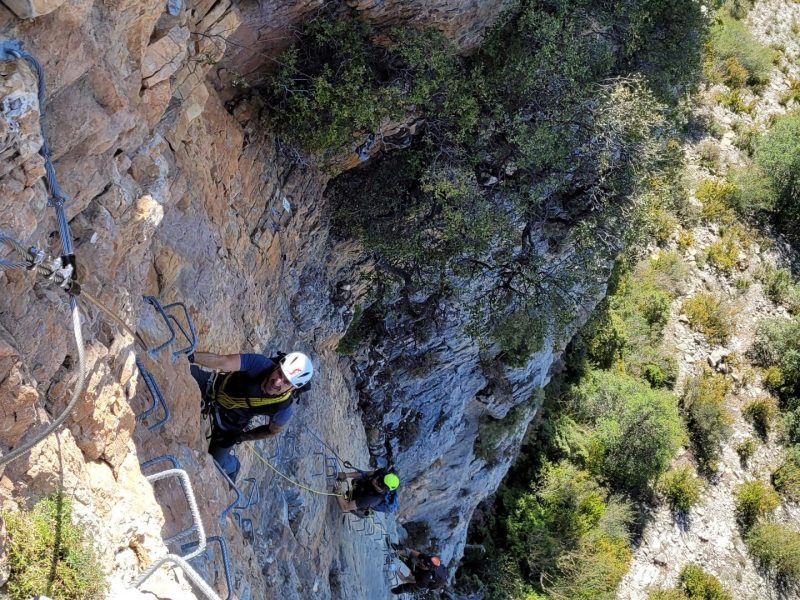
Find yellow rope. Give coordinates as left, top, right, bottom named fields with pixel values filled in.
left=245, top=441, right=344, bottom=498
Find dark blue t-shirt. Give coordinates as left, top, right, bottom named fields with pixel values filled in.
left=213, top=354, right=294, bottom=430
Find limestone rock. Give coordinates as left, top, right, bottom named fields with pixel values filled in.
left=2, top=0, right=67, bottom=19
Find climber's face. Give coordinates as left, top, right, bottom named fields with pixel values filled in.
left=262, top=367, right=293, bottom=396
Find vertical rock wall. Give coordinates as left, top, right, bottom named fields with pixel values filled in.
left=0, top=0, right=599, bottom=597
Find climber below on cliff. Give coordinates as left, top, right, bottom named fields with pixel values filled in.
left=389, top=545, right=449, bottom=595
left=334, top=467, right=400, bottom=516
left=188, top=350, right=313, bottom=481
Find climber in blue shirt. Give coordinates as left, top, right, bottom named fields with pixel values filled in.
left=188, top=350, right=313, bottom=481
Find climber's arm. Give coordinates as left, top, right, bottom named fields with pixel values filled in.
left=191, top=352, right=241, bottom=372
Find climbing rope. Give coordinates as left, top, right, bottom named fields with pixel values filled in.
left=245, top=441, right=344, bottom=498
left=0, top=42, right=88, bottom=467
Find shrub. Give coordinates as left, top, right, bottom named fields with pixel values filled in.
left=762, top=365, right=784, bottom=391
left=678, top=564, right=732, bottom=599
left=696, top=179, right=737, bottom=224
left=773, top=447, right=800, bottom=501
left=506, top=462, right=608, bottom=578
left=707, top=14, right=775, bottom=87
left=755, top=112, right=800, bottom=243
left=705, top=233, right=741, bottom=273
left=736, top=438, right=757, bottom=464
left=573, top=370, right=686, bottom=493
left=713, top=88, right=756, bottom=114
left=2, top=495, right=107, bottom=600
left=743, top=396, right=779, bottom=439
left=746, top=521, right=800, bottom=579
left=731, top=121, right=761, bottom=156
left=648, top=590, right=688, bottom=600
left=727, top=166, right=778, bottom=217
left=759, top=266, right=800, bottom=311
left=697, top=139, right=722, bottom=170
left=547, top=531, right=632, bottom=600
left=682, top=293, right=734, bottom=344
left=724, top=0, right=754, bottom=20
left=779, top=78, right=800, bottom=107
left=492, top=309, right=546, bottom=368
left=750, top=317, right=800, bottom=401
left=660, top=465, right=703, bottom=511
left=682, top=370, right=733, bottom=471
left=678, top=229, right=694, bottom=251
left=734, top=480, right=779, bottom=529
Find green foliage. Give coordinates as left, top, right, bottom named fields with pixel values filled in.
left=660, top=465, right=703, bottom=512
left=736, top=438, right=758, bottom=465
left=268, top=17, right=401, bottom=154
left=648, top=590, right=689, bottom=600
left=682, top=292, right=734, bottom=344
left=3, top=495, right=107, bottom=600
left=572, top=370, right=686, bottom=493
left=697, top=139, right=722, bottom=171
left=758, top=266, right=800, bottom=312
left=647, top=564, right=732, bottom=599
left=734, top=480, right=779, bottom=529
left=678, top=564, right=732, bottom=600
left=696, top=179, right=737, bottom=224
left=506, top=462, right=608, bottom=578
left=743, top=396, right=779, bottom=439
left=723, top=0, right=755, bottom=20
left=745, top=522, right=800, bottom=579
left=713, top=88, right=756, bottom=114
left=546, top=531, right=632, bottom=600
left=755, top=111, right=800, bottom=243
left=682, top=369, right=733, bottom=471
left=493, top=310, right=545, bottom=368
left=727, top=165, right=778, bottom=217
left=779, top=78, right=800, bottom=107
left=475, top=401, right=534, bottom=463
left=505, top=461, right=633, bottom=596
left=581, top=255, right=685, bottom=388
left=772, top=447, right=800, bottom=501
left=337, top=305, right=365, bottom=355
left=731, top=121, right=761, bottom=156
left=750, top=317, right=800, bottom=403
left=707, top=13, right=775, bottom=87
left=705, top=230, right=742, bottom=273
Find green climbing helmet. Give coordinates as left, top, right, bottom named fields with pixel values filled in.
left=383, top=472, right=400, bottom=491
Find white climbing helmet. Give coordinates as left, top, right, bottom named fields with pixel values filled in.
left=280, top=352, right=313, bottom=388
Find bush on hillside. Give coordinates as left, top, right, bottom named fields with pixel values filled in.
left=3, top=495, right=107, bottom=600
left=707, top=14, right=775, bottom=87
left=682, top=292, right=734, bottom=345
left=773, top=447, right=800, bottom=501
left=696, top=179, right=737, bottom=224
left=678, top=564, right=732, bottom=600
left=660, top=465, right=703, bottom=512
left=546, top=531, right=632, bottom=600
left=755, top=111, right=800, bottom=243
left=746, top=522, right=800, bottom=579
left=682, top=369, right=733, bottom=472
left=506, top=462, right=607, bottom=579
left=758, top=266, right=800, bottom=312
left=750, top=317, right=800, bottom=402
left=571, top=370, right=686, bottom=493
left=736, top=438, right=758, bottom=465
left=743, top=396, right=779, bottom=440
left=734, top=480, right=780, bottom=529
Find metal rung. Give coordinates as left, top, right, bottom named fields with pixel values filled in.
left=181, top=535, right=233, bottom=600
left=143, top=296, right=197, bottom=362
left=134, top=358, right=171, bottom=431
left=213, top=459, right=243, bottom=528
left=140, top=458, right=198, bottom=544
left=135, top=553, right=221, bottom=600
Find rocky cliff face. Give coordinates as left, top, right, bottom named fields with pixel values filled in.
left=0, top=0, right=594, bottom=598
